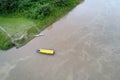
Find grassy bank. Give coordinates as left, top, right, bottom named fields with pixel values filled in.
left=0, top=17, right=36, bottom=35
left=0, top=30, right=13, bottom=50
left=0, top=0, right=83, bottom=50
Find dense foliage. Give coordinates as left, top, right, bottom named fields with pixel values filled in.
left=0, top=0, right=73, bottom=19
left=53, top=0, right=70, bottom=7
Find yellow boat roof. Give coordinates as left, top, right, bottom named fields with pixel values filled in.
left=40, top=49, right=54, bottom=55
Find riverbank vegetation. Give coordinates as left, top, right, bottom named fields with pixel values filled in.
left=0, top=0, right=83, bottom=50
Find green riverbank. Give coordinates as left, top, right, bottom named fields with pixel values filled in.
left=0, top=0, right=83, bottom=50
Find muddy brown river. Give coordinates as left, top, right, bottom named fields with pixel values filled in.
left=1, top=0, right=120, bottom=80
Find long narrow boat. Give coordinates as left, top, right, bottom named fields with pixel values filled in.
left=36, top=49, right=55, bottom=55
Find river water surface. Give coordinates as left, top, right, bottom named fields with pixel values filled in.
left=1, top=0, right=120, bottom=80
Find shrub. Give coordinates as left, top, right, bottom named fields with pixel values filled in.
left=0, top=30, right=13, bottom=50
left=28, top=0, right=51, bottom=5
left=18, top=0, right=32, bottom=10
left=24, top=3, right=52, bottom=19
left=27, top=26, right=39, bottom=35
left=25, top=8, right=39, bottom=19
left=39, top=0, right=50, bottom=4
left=38, top=4, right=52, bottom=17
left=53, top=0, right=70, bottom=7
